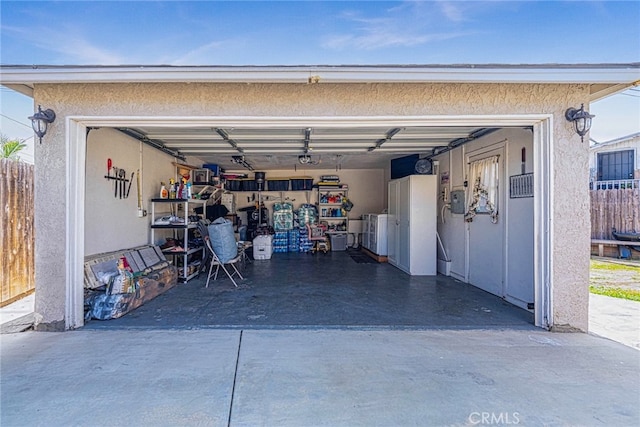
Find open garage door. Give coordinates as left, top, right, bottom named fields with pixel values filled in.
left=66, top=115, right=552, bottom=330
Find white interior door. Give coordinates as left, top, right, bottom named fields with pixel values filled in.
left=467, top=147, right=505, bottom=297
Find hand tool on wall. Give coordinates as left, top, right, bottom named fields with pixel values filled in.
left=126, top=171, right=134, bottom=198
left=107, top=158, right=112, bottom=178
left=114, top=168, right=119, bottom=198
left=119, top=169, right=125, bottom=198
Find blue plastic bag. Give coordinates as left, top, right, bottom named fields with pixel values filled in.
left=207, top=217, right=238, bottom=263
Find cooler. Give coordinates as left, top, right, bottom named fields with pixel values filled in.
left=253, top=235, right=274, bottom=260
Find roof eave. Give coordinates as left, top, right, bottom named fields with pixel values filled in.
left=1, top=64, right=639, bottom=88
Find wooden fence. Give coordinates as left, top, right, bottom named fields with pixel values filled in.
left=590, top=188, right=640, bottom=239
left=1, top=159, right=35, bottom=307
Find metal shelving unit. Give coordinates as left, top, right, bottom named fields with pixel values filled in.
left=316, top=185, right=349, bottom=232
left=150, top=198, right=207, bottom=282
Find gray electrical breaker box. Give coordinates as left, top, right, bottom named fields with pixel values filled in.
left=450, top=190, right=466, bottom=214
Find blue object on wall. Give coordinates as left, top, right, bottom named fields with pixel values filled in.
left=391, top=154, right=419, bottom=179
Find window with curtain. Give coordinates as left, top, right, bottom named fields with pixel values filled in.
left=465, top=155, right=500, bottom=224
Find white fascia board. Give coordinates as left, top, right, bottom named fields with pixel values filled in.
left=311, top=66, right=640, bottom=84
left=0, top=67, right=310, bottom=85
left=1, top=65, right=639, bottom=86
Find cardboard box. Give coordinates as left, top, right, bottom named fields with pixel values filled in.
left=221, top=193, right=235, bottom=214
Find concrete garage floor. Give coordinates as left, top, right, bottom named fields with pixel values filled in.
left=84, top=251, right=535, bottom=330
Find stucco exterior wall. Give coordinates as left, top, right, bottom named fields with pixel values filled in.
left=32, top=82, right=591, bottom=331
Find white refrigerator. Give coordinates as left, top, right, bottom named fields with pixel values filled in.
left=363, top=213, right=388, bottom=256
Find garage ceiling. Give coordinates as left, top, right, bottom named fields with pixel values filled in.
left=117, top=125, right=495, bottom=171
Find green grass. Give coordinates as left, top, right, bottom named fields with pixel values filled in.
left=590, top=259, right=640, bottom=272
left=589, top=258, right=640, bottom=301
left=589, top=286, right=640, bottom=302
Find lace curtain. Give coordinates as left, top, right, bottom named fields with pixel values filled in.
left=465, top=155, right=499, bottom=223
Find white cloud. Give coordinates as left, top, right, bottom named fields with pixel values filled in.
left=2, top=24, right=124, bottom=64
left=171, top=40, right=230, bottom=65
left=437, top=1, right=467, bottom=23
left=322, top=6, right=471, bottom=51
left=323, top=29, right=468, bottom=51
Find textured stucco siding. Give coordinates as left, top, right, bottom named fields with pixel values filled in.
left=32, top=82, right=591, bottom=331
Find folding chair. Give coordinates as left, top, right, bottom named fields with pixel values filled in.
left=204, top=236, right=244, bottom=288
left=237, top=240, right=253, bottom=267
left=196, top=219, right=211, bottom=274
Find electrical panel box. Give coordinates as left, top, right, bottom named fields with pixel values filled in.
left=450, top=190, right=466, bottom=214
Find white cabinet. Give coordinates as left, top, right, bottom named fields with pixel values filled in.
left=363, top=213, right=388, bottom=256
left=387, top=175, right=437, bottom=275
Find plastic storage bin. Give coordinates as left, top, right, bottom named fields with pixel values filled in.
left=225, top=179, right=242, bottom=191
left=253, top=235, right=274, bottom=260
left=267, top=179, right=290, bottom=191
left=202, top=164, right=223, bottom=176
left=242, top=179, right=258, bottom=192
left=291, top=177, right=314, bottom=191
left=192, top=169, right=213, bottom=184
left=329, top=233, right=347, bottom=251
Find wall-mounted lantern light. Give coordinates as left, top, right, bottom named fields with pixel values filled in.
left=565, top=103, right=594, bottom=143
left=28, top=105, right=56, bottom=144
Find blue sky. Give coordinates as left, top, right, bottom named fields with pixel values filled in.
left=1, top=0, right=639, bottom=155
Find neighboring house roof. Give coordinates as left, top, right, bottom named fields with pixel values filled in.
left=589, top=132, right=640, bottom=175
left=1, top=63, right=639, bottom=101
left=590, top=131, right=640, bottom=149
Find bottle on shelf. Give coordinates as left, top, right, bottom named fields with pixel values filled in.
left=160, top=182, right=168, bottom=199
left=169, top=178, right=177, bottom=199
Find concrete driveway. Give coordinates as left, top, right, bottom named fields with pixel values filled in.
left=589, top=293, right=640, bottom=350
left=1, top=328, right=639, bottom=426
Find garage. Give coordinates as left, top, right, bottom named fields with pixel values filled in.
left=78, top=115, right=541, bottom=329
left=80, top=121, right=536, bottom=330
left=3, top=64, right=637, bottom=331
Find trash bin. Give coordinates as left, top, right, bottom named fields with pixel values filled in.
left=329, top=233, right=347, bottom=251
